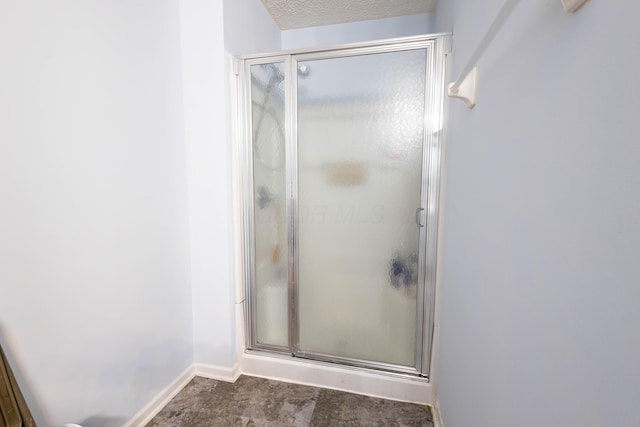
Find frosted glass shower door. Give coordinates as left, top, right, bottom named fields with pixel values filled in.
left=250, top=62, right=288, bottom=348
left=296, top=49, right=428, bottom=369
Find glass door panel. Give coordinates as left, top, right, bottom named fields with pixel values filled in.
left=250, top=62, right=288, bottom=347
left=296, top=49, right=428, bottom=368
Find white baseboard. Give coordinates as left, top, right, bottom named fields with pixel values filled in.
left=431, top=399, right=445, bottom=427
left=239, top=352, right=434, bottom=405
left=126, top=359, right=433, bottom=426
left=123, top=365, right=195, bottom=427
left=124, top=363, right=240, bottom=427
left=194, top=362, right=240, bottom=383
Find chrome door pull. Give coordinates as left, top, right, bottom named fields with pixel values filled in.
left=415, top=208, right=425, bottom=227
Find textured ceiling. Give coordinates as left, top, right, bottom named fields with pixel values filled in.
left=261, top=0, right=437, bottom=30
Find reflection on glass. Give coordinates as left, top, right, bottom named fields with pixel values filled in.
left=251, top=63, right=287, bottom=347
left=296, top=50, right=428, bottom=367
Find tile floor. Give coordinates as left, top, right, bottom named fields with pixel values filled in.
left=147, top=375, right=433, bottom=426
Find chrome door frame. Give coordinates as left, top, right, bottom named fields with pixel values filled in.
left=239, top=55, right=291, bottom=356
left=238, top=34, right=451, bottom=379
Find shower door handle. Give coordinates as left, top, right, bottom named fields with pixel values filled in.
left=415, top=208, right=425, bottom=228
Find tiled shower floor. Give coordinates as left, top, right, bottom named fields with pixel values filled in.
left=146, top=375, right=434, bottom=426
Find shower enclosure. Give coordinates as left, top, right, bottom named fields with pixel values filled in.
left=239, top=35, right=449, bottom=377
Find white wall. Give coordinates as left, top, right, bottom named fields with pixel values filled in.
left=179, top=0, right=235, bottom=368
left=282, top=13, right=434, bottom=50
left=181, top=0, right=281, bottom=369
left=224, top=0, right=281, bottom=55
left=0, top=1, right=193, bottom=425
left=433, top=1, right=640, bottom=426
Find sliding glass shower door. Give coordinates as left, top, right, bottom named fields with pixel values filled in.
left=242, top=36, right=448, bottom=377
